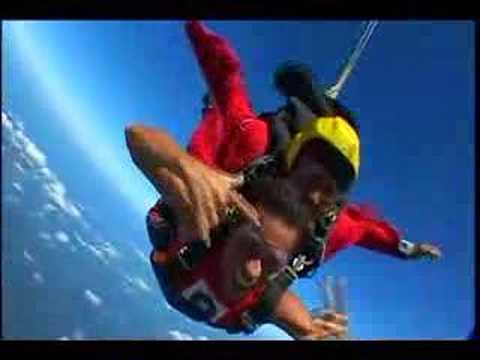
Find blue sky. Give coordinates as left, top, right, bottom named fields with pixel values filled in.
left=3, top=20, right=475, bottom=339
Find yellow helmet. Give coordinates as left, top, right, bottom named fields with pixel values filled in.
left=285, top=97, right=361, bottom=190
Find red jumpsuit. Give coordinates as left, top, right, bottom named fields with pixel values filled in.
left=148, top=21, right=408, bottom=333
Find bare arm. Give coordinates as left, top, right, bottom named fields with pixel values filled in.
left=125, top=124, right=190, bottom=192
left=125, top=124, right=259, bottom=245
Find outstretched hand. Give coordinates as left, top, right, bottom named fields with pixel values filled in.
left=410, top=243, right=442, bottom=260
left=158, top=155, right=259, bottom=247
left=301, top=312, right=348, bottom=340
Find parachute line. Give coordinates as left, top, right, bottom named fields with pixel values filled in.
left=326, top=20, right=379, bottom=99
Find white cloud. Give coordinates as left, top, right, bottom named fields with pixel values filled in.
left=23, top=249, right=35, bottom=263
left=32, top=272, right=45, bottom=284
left=84, top=289, right=103, bottom=307
left=87, top=244, right=107, bottom=264
left=2, top=111, right=13, bottom=131
left=2, top=111, right=84, bottom=221
left=168, top=330, right=209, bottom=341
left=57, top=336, right=70, bottom=341
left=73, top=232, right=88, bottom=248
left=133, top=277, right=152, bottom=293
left=23, top=136, right=47, bottom=168
left=101, top=241, right=121, bottom=260
left=122, top=275, right=152, bottom=294
left=168, top=330, right=194, bottom=341
left=42, top=177, right=82, bottom=220
left=12, top=182, right=23, bottom=194
left=42, top=203, right=58, bottom=213
left=38, top=231, right=51, bottom=241
left=37, top=166, right=52, bottom=178
left=54, top=231, right=70, bottom=244
left=13, top=161, right=25, bottom=174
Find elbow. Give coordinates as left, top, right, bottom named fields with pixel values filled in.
left=125, top=123, right=154, bottom=154
left=125, top=123, right=143, bottom=147
left=124, top=123, right=150, bottom=164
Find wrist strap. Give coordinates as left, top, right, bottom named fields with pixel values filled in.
left=398, top=239, right=415, bottom=256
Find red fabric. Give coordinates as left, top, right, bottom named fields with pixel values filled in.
left=325, top=204, right=403, bottom=260
left=187, top=106, right=224, bottom=169
left=170, top=242, right=266, bottom=328
left=186, top=20, right=270, bottom=173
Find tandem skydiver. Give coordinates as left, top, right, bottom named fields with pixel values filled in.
left=125, top=20, right=441, bottom=339
left=184, top=20, right=441, bottom=263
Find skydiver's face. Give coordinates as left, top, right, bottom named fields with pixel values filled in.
left=221, top=208, right=303, bottom=299
left=288, top=141, right=340, bottom=215
left=257, top=206, right=303, bottom=254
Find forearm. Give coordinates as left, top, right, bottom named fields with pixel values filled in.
left=125, top=124, right=190, bottom=183
left=270, top=290, right=315, bottom=339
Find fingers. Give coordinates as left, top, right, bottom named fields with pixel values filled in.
left=419, top=244, right=443, bottom=261
left=430, top=246, right=442, bottom=259
left=154, top=168, right=192, bottom=211
left=177, top=164, right=218, bottom=246
left=229, top=173, right=245, bottom=188
left=319, top=311, right=348, bottom=326
left=190, top=178, right=216, bottom=247
left=173, top=158, right=258, bottom=245
left=313, top=318, right=347, bottom=339
left=229, top=191, right=260, bottom=227
left=200, top=183, right=220, bottom=243
left=155, top=168, right=213, bottom=244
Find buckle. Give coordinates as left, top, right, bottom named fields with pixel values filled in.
left=176, top=245, right=193, bottom=270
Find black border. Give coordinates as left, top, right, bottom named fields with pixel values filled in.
left=1, top=340, right=480, bottom=358
left=0, top=0, right=479, bottom=19
left=474, top=21, right=479, bottom=343
left=1, top=0, right=478, bottom=358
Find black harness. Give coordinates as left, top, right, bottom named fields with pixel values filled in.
left=168, top=197, right=341, bottom=333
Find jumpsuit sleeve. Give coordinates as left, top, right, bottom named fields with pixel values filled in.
left=185, top=21, right=270, bottom=173
left=324, top=204, right=408, bottom=260
left=187, top=106, right=224, bottom=169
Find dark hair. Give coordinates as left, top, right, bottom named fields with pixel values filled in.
left=272, top=61, right=359, bottom=192
left=240, top=177, right=312, bottom=231
left=273, top=60, right=360, bottom=135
